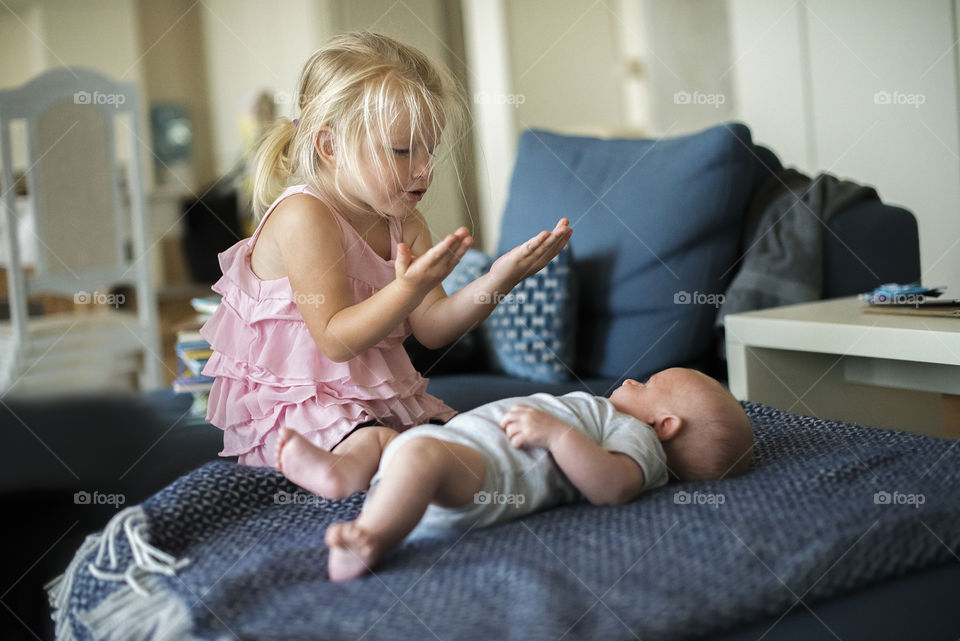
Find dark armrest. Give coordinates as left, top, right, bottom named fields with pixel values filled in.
left=403, top=333, right=490, bottom=377
left=823, top=200, right=921, bottom=298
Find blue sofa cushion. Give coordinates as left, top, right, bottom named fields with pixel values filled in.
left=482, top=246, right=577, bottom=382
left=498, top=123, right=756, bottom=379
left=442, top=247, right=491, bottom=293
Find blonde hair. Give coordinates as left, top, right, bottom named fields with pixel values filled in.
left=252, top=31, right=467, bottom=220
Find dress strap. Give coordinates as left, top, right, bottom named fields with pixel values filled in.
left=251, top=184, right=401, bottom=262
left=388, top=215, right=402, bottom=261
left=249, top=185, right=310, bottom=247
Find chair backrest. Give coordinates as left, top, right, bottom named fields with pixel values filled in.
left=0, top=67, right=154, bottom=335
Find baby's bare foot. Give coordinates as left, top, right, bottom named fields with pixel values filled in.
left=325, top=521, right=381, bottom=582
left=277, top=429, right=350, bottom=498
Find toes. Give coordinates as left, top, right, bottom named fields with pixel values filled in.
left=326, top=522, right=377, bottom=582
left=325, top=522, right=347, bottom=547
left=325, top=522, right=368, bottom=555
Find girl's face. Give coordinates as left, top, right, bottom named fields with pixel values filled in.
left=343, top=110, right=439, bottom=218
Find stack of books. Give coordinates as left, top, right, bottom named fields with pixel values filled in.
left=172, top=294, right=221, bottom=424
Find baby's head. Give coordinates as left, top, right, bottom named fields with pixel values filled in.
left=608, top=368, right=753, bottom=482
left=252, top=31, right=467, bottom=219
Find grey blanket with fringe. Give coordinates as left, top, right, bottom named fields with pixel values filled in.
left=716, top=168, right=878, bottom=330
left=50, top=402, right=960, bottom=641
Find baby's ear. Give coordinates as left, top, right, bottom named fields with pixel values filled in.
left=654, top=414, right=682, bottom=442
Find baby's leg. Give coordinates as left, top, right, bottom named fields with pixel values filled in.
left=325, top=436, right=486, bottom=582
left=277, top=426, right=398, bottom=499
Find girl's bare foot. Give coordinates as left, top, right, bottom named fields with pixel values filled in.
left=277, top=428, right=354, bottom=498
left=275, top=427, right=297, bottom=470
left=325, top=521, right=382, bottom=582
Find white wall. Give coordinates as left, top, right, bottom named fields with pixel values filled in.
left=200, top=0, right=333, bottom=178
left=465, top=0, right=630, bottom=252
left=462, top=0, right=515, bottom=254
left=726, top=0, right=814, bottom=172
left=0, top=0, right=144, bottom=174
left=0, top=2, right=45, bottom=90
left=33, top=0, right=143, bottom=85
left=728, top=0, right=960, bottom=292
left=637, top=0, right=737, bottom=136
left=504, top=0, right=625, bottom=136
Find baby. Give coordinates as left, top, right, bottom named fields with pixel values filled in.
left=278, top=367, right=754, bottom=582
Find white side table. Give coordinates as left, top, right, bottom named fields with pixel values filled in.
left=725, top=297, right=960, bottom=438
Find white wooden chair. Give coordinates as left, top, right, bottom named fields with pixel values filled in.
left=0, top=67, right=163, bottom=396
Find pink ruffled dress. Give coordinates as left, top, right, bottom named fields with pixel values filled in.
left=199, top=184, right=458, bottom=467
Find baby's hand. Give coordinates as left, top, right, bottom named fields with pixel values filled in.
left=499, top=404, right=570, bottom=450
left=489, top=218, right=572, bottom=286
left=394, top=227, right=472, bottom=297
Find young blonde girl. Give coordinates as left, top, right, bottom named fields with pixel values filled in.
left=199, top=32, right=571, bottom=478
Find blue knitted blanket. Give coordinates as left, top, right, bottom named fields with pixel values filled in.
left=49, top=402, right=960, bottom=641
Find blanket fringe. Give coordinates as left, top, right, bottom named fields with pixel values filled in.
left=45, top=505, right=192, bottom=641
left=46, top=533, right=101, bottom=641
left=78, top=574, right=199, bottom=641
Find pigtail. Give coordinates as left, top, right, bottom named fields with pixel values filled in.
left=252, top=118, right=297, bottom=220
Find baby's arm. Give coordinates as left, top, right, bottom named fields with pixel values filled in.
left=499, top=405, right=645, bottom=506
left=276, top=197, right=469, bottom=362
left=407, top=213, right=571, bottom=349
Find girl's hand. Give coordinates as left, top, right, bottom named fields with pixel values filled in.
left=489, top=218, right=572, bottom=287
left=499, top=404, right=571, bottom=450
left=394, top=226, right=473, bottom=298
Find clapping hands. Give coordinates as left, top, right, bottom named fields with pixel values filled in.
left=489, top=218, right=572, bottom=287
left=394, top=227, right=473, bottom=297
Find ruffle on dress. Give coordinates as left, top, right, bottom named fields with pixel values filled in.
left=198, top=189, right=457, bottom=465
left=203, top=352, right=456, bottom=459
left=200, top=257, right=412, bottom=382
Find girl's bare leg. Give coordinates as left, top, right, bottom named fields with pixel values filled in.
left=325, top=436, right=486, bottom=582
left=277, top=426, right=398, bottom=498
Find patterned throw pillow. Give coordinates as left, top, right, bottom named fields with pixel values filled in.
left=407, top=247, right=578, bottom=383
left=441, top=247, right=492, bottom=294
left=482, top=247, right=577, bottom=383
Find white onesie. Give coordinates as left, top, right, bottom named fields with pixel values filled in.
left=366, top=391, right=669, bottom=540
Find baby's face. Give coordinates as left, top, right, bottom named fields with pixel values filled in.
left=608, top=368, right=689, bottom=425
left=611, top=367, right=753, bottom=480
